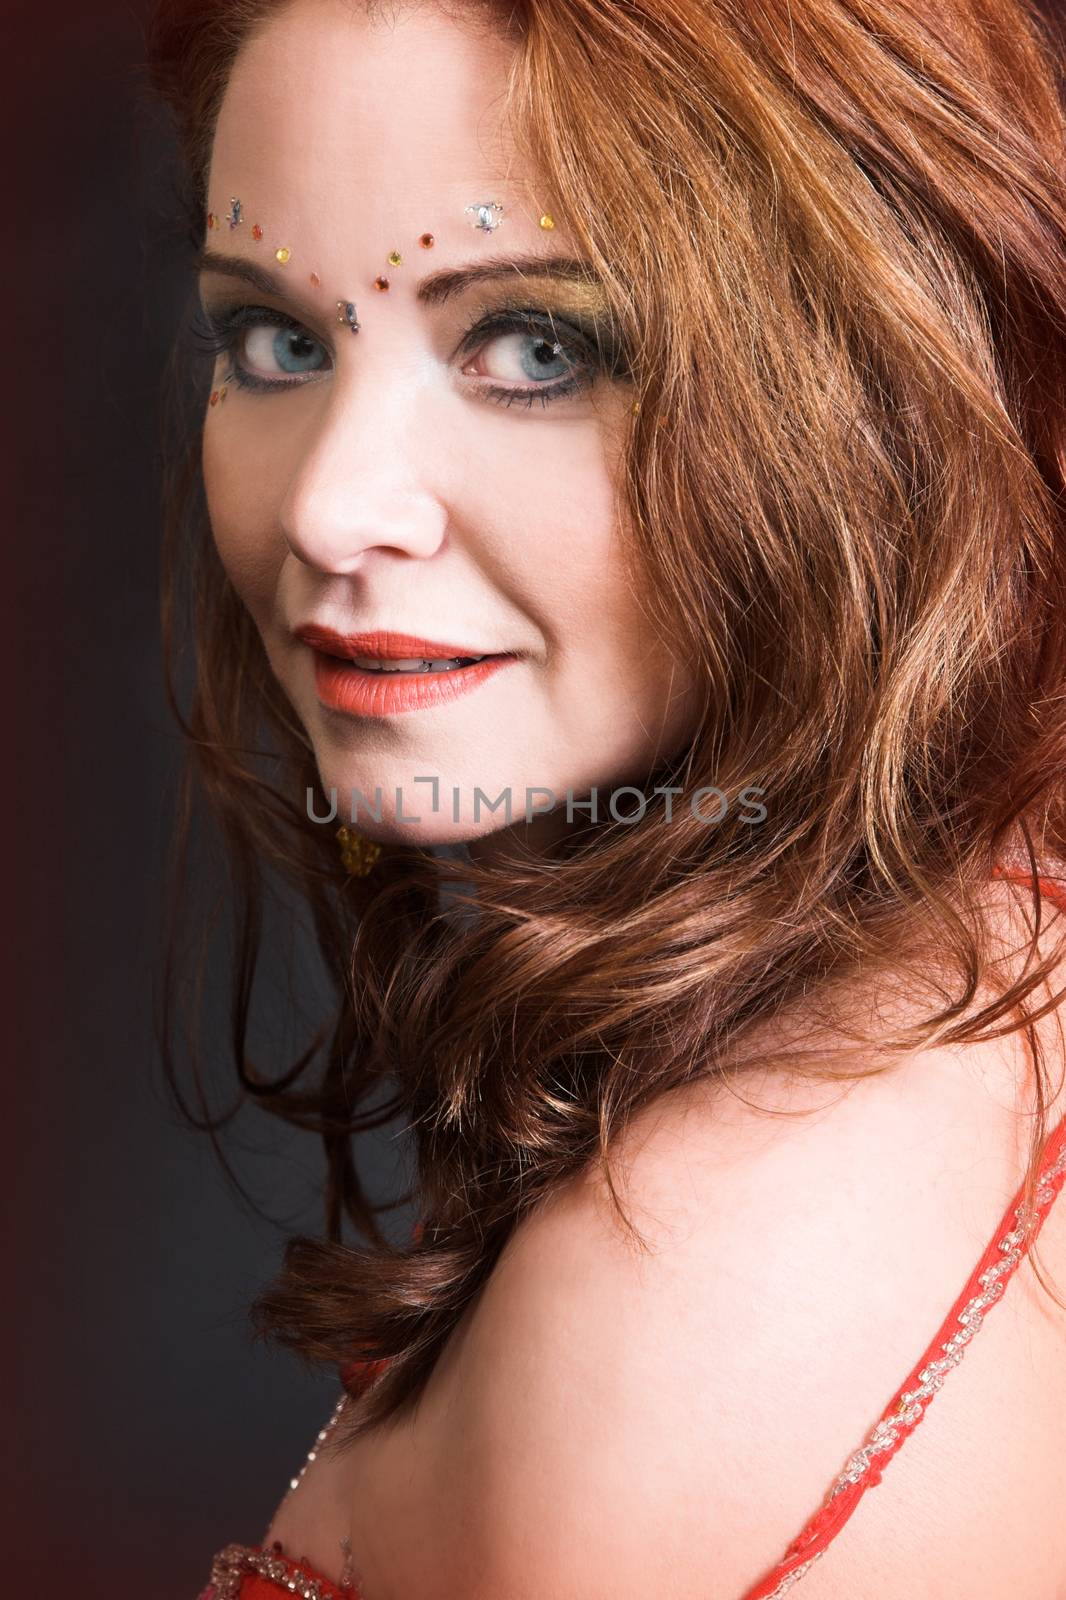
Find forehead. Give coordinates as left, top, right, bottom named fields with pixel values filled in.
left=209, top=0, right=526, bottom=218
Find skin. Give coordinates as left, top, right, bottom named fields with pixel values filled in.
left=200, top=0, right=700, bottom=865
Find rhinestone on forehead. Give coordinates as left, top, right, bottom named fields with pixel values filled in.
left=466, top=200, right=504, bottom=232
left=227, top=197, right=242, bottom=230
left=337, top=300, right=360, bottom=334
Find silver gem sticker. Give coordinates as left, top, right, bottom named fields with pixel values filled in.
left=466, top=200, right=505, bottom=232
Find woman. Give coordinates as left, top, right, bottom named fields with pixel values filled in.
left=146, top=0, right=1066, bottom=1595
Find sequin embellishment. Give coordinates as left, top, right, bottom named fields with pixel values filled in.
left=204, top=1542, right=353, bottom=1599
left=761, top=1553, right=826, bottom=1597
left=466, top=200, right=504, bottom=232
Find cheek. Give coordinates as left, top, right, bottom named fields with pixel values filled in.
left=202, top=416, right=284, bottom=611
left=521, top=423, right=698, bottom=742
left=493, top=420, right=628, bottom=638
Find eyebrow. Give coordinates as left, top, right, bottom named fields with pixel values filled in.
left=195, top=247, right=605, bottom=307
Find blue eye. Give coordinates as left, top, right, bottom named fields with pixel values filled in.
left=472, top=329, right=577, bottom=386
left=249, top=322, right=328, bottom=376
left=190, top=302, right=628, bottom=409
left=457, top=308, right=616, bottom=409
left=191, top=306, right=329, bottom=390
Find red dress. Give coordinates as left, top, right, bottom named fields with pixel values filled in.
left=199, top=871, right=1066, bottom=1600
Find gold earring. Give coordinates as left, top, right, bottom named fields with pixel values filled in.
left=336, top=825, right=382, bottom=877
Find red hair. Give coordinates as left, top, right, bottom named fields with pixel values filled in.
left=147, top=0, right=1066, bottom=1437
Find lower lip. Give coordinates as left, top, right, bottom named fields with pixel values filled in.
left=312, top=651, right=518, bottom=717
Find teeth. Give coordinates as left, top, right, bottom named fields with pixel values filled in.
left=349, top=655, right=486, bottom=673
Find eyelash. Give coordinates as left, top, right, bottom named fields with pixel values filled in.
left=190, top=302, right=622, bottom=410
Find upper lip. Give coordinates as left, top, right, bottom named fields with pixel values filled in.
left=294, top=624, right=507, bottom=660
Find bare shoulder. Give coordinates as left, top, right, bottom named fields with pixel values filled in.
left=354, top=1040, right=1066, bottom=1600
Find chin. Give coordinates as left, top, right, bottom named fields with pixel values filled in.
left=311, top=759, right=558, bottom=849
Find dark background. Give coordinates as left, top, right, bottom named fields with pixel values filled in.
left=6, top=2, right=1066, bottom=1595
left=6, top=6, right=411, bottom=1592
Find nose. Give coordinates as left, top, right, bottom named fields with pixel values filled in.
left=277, top=375, right=448, bottom=573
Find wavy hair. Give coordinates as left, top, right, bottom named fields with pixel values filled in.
left=146, top=0, right=1066, bottom=1440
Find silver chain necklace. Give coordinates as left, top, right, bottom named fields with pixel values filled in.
left=261, top=1388, right=358, bottom=1592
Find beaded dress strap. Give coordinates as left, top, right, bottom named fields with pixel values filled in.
left=735, top=1103, right=1066, bottom=1597
left=737, top=865, right=1066, bottom=1599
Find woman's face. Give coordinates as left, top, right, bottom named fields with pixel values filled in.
left=201, top=0, right=698, bottom=853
